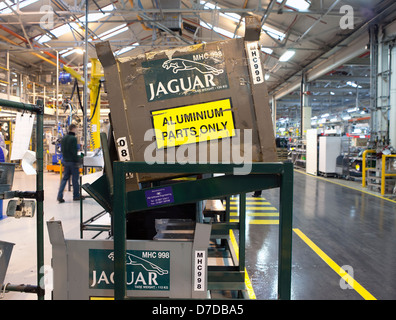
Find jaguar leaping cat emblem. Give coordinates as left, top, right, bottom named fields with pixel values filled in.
left=162, top=58, right=224, bottom=75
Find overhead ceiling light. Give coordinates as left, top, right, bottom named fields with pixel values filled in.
left=262, top=25, right=285, bottom=41
left=75, top=48, right=84, bottom=55
left=261, top=47, right=273, bottom=55
left=265, top=73, right=270, bottom=80
left=279, top=50, right=295, bottom=62
left=347, top=107, right=358, bottom=113
left=276, top=0, right=311, bottom=11
left=346, top=81, right=362, bottom=89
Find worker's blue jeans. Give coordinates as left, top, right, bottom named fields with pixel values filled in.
left=57, top=161, right=80, bottom=200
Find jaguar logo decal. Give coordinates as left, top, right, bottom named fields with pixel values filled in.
left=162, top=58, right=224, bottom=75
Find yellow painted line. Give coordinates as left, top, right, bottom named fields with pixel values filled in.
left=230, top=218, right=279, bottom=224
left=249, top=220, right=279, bottom=225
left=297, top=169, right=396, bottom=205
left=230, top=212, right=279, bottom=217
left=293, top=228, right=376, bottom=300
left=230, top=198, right=268, bottom=201
left=248, top=212, right=279, bottom=217
left=229, top=229, right=256, bottom=299
left=230, top=201, right=271, bottom=205
left=230, top=206, right=278, bottom=210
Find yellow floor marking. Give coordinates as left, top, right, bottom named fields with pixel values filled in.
left=293, top=228, right=376, bottom=300
left=249, top=220, right=279, bottom=225
left=248, top=212, right=279, bottom=217
left=229, top=229, right=256, bottom=299
left=231, top=212, right=279, bottom=217
left=230, top=206, right=278, bottom=211
left=230, top=219, right=279, bottom=224
left=230, top=201, right=271, bottom=205
left=231, top=197, right=268, bottom=201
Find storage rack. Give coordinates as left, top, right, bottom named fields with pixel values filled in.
left=0, top=98, right=45, bottom=300
left=112, top=161, right=293, bottom=300
left=290, top=139, right=306, bottom=169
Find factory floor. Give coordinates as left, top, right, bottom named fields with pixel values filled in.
left=1, top=168, right=396, bottom=300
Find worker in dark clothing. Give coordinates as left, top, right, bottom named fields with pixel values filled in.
left=57, top=124, right=82, bottom=203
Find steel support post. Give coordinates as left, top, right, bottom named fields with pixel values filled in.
left=36, top=100, right=44, bottom=300
left=278, top=162, right=293, bottom=300
left=238, top=192, right=246, bottom=272
left=113, top=162, right=127, bottom=300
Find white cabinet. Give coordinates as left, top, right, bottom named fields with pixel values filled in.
left=319, top=136, right=342, bottom=175
left=306, top=129, right=318, bottom=175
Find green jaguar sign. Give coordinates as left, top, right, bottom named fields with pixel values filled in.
left=142, top=50, right=229, bottom=102
left=89, top=249, right=170, bottom=291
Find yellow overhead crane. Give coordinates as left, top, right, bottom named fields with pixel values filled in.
left=62, top=59, right=103, bottom=151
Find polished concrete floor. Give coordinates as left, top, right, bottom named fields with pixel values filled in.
left=248, top=170, right=396, bottom=300
left=1, top=168, right=396, bottom=300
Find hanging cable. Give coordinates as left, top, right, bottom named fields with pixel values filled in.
left=88, top=80, right=102, bottom=122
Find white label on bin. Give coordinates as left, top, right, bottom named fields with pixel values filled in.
left=247, top=42, right=264, bottom=85
left=194, top=250, right=206, bottom=291
left=116, top=137, right=130, bottom=161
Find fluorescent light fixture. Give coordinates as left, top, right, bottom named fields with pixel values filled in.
left=346, top=81, right=362, bottom=89
left=97, top=24, right=127, bottom=40
left=279, top=50, right=295, bottom=62
left=311, top=116, right=317, bottom=120
left=201, top=1, right=243, bottom=25
left=221, top=12, right=243, bottom=24
left=330, top=117, right=338, bottom=122
left=51, top=23, right=79, bottom=38
left=262, top=25, right=285, bottom=41
left=330, top=91, right=335, bottom=95
left=321, top=113, right=329, bottom=118
left=347, top=107, right=358, bottom=113
left=116, top=43, right=139, bottom=56
left=100, top=25, right=128, bottom=40
left=62, top=48, right=83, bottom=57
left=59, top=48, right=73, bottom=55
left=35, top=34, right=52, bottom=44
left=342, top=115, right=351, bottom=120
left=276, top=0, right=311, bottom=11
left=78, top=4, right=114, bottom=23
left=261, top=47, right=273, bottom=55
left=200, top=21, right=240, bottom=39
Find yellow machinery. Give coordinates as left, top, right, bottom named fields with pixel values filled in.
left=88, top=58, right=102, bottom=150
left=62, top=59, right=103, bottom=151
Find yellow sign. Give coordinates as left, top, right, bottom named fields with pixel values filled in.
left=151, top=98, right=236, bottom=149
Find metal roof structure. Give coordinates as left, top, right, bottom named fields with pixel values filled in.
left=1, top=0, right=396, bottom=122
